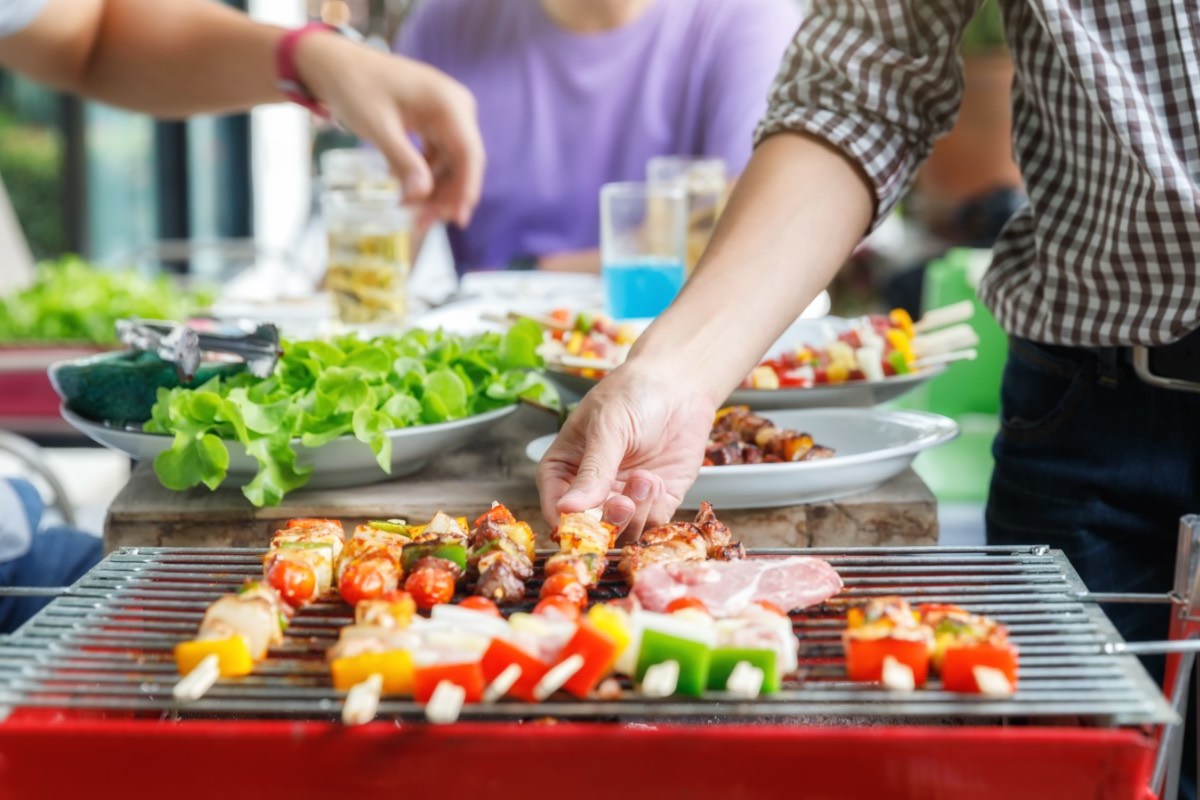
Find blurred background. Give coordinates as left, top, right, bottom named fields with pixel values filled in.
left=0, top=0, right=1020, bottom=543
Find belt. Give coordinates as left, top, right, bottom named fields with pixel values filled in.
left=1031, top=328, right=1200, bottom=393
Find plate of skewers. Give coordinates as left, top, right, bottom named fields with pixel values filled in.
left=171, top=501, right=1017, bottom=726
left=526, top=405, right=959, bottom=509
left=534, top=301, right=980, bottom=409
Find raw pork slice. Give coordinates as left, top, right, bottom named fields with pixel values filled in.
left=633, top=557, right=843, bottom=617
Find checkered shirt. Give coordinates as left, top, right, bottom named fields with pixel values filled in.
left=757, top=0, right=1200, bottom=346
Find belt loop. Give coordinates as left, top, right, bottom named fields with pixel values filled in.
left=1096, top=347, right=1121, bottom=386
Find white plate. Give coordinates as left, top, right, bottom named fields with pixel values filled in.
left=544, top=314, right=943, bottom=409
left=525, top=408, right=958, bottom=510
left=62, top=404, right=517, bottom=490
left=545, top=364, right=945, bottom=410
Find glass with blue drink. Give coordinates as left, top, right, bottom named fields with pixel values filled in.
left=600, top=181, right=687, bottom=320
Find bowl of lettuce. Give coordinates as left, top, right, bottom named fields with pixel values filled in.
left=59, top=321, right=556, bottom=506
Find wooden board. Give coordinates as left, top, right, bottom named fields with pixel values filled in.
left=105, top=406, right=938, bottom=551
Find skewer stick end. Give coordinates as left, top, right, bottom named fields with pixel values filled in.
left=173, top=653, right=221, bottom=702
left=425, top=680, right=467, bottom=724
left=972, top=665, right=1015, bottom=697
left=725, top=661, right=765, bottom=699
left=880, top=655, right=916, bottom=692
left=533, top=654, right=585, bottom=701
left=641, top=660, right=680, bottom=698
left=483, top=663, right=523, bottom=704
left=342, top=672, right=383, bottom=726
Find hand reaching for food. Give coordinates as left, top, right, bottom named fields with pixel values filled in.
left=536, top=361, right=716, bottom=539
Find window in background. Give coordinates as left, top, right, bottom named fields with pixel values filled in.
left=0, top=76, right=69, bottom=260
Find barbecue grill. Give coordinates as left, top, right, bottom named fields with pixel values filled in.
left=2, top=519, right=1198, bottom=800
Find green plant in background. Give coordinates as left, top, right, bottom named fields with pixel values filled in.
left=0, top=111, right=67, bottom=259
left=0, top=256, right=213, bottom=344
left=961, top=0, right=1007, bottom=54
left=145, top=321, right=557, bottom=507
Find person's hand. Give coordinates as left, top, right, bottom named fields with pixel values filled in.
left=295, top=34, right=484, bottom=227
left=537, top=360, right=717, bottom=539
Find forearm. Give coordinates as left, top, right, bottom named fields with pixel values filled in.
left=1, top=0, right=285, bottom=117
left=538, top=248, right=600, bottom=273
left=627, top=132, right=874, bottom=404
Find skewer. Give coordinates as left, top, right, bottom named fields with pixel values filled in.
left=913, top=324, right=980, bottom=358
left=483, top=663, right=523, bottom=704
left=548, top=354, right=621, bottom=372
left=880, top=655, right=916, bottom=692
left=425, top=680, right=467, bottom=724
left=724, top=661, right=765, bottom=699
left=173, top=653, right=220, bottom=702
left=972, top=665, right=1015, bottom=697
left=641, top=660, right=681, bottom=698
left=481, top=310, right=571, bottom=332
left=532, top=654, right=585, bottom=701
left=914, top=300, right=976, bottom=334
left=913, top=348, right=978, bottom=369
left=342, top=673, right=383, bottom=725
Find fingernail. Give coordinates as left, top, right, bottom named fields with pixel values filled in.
left=630, top=477, right=653, bottom=501
left=606, top=504, right=633, bottom=527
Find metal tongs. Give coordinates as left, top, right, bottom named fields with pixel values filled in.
left=116, top=318, right=282, bottom=381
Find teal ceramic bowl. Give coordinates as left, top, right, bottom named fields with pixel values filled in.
left=48, top=350, right=245, bottom=426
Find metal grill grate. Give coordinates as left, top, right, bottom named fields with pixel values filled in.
left=0, top=546, right=1176, bottom=726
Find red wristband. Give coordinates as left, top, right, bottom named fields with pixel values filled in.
left=276, top=23, right=336, bottom=117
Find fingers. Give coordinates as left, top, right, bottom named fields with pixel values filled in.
left=426, top=118, right=484, bottom=227
left=537, top=412, right=628, bottom=522
left=372, top=113, right=435, bottom=202
left=608, top=470, right=661, bottom=541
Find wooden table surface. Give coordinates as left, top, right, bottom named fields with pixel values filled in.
left=105, top=406, right=938, bottom=551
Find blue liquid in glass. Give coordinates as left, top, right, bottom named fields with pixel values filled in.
left=602, top=257, right=686, bottom=319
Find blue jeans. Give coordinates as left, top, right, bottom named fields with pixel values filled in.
left=0, top=479, right=103, bottom=633
left=988, top=337, right=1200, bottom=797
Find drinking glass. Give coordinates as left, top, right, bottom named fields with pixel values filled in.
left=319, top=148, right=397, bottom=192
left=323, top=187, right=412, bottom=327
left=600, top=182, right=687, bottom=320
left=646, top=156, right=727, bottom=275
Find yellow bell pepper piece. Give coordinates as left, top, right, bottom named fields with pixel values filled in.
left=587, top=604, right=632, bottom=665
left=331, top=650, right=415, bottom=695
left=826, top=362, right=850, bottom=383
left=175, top=636, right=254, bottom=678
left=566, top=332, right=585, bottom=355
left=889, top=308, right=915, bottom=339
left=749, top=366, right=780, bottom=389
left=885, top=329, right=915, bottom=365
left=615, top=324, right=638, bottom=345
left=827, top=341, right=856, bottom=368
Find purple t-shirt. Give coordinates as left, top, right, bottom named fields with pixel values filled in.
left=395, top=0, right=802, bottom=273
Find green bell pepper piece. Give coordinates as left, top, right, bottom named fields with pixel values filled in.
left=367, top=519, right=414, bottom=536
left=707, top=648, right=779, bottom=694
left=888, top=350, right=911, bottom=375
left=574, top=311, right=595, bottom=334
left=636, top=629, right=712, bottom=697
left=402, top=540, right=467, bottom=573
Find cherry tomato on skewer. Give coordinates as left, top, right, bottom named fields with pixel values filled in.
left=265, top=559, right=316, bottom=607
left=458, top=596, right=501, bottom=616
left=539, top=573, right=589, bottom=609
left=533, top=596, right=582, bottom=623
left=339, top=556, right=399, bottom=607
left=666, top=597, right=710, bottom=615
left=405, top=567, right=456, bottom=610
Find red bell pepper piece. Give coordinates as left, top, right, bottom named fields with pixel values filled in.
left=414, top=662, right=485, bottom=704
left=843, top=636, right=931, bottom=687
left=480, top=639, right=549, bottom=703
left=940, top=642, right=1019, bottom=693
left=556, top=621, right=618, bottom=699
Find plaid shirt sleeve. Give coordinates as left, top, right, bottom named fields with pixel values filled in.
left=756, top=0, right=981, bottom=227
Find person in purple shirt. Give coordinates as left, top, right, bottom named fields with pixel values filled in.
left=395, top=0, right=802, bottom=274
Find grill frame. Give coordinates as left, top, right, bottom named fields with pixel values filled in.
left=0, top=545, right=1176, bottom=727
